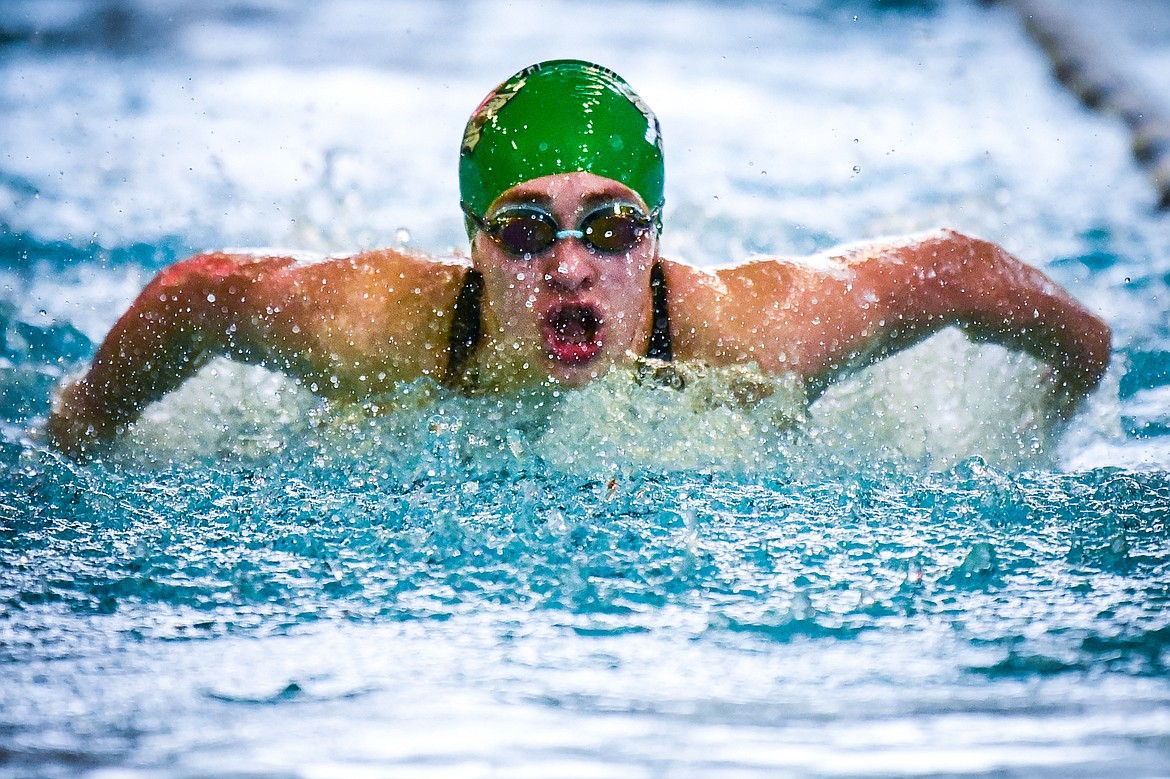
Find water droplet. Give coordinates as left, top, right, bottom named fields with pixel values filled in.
left=395, top=227, right=412, bottom=245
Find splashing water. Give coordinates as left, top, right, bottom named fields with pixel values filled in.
left=110, top=332, right=1064, bottom=479
left=2, top=1, right=1169, bottom=777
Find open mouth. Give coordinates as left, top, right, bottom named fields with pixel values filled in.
left=543, top=304, right=604, bottom=365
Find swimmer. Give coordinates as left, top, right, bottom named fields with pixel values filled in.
left=47, top=59, right=1112, bottom=459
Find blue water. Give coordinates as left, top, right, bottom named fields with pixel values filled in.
left=3, top=0, right=1170, bottom=776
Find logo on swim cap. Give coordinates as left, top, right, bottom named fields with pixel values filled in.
left=461, top=73, right=529, bottom=157
left=459, top=60, right=665, bottom=223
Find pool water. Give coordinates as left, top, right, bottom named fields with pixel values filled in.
left=2, top=0, right=1169, bottom=776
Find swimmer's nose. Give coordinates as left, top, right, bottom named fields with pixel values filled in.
left=543, top=240, right=595, bottom=293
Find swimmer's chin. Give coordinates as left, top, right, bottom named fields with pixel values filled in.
left=467, top=339, right=624, bottom=392
left=545, top=364, right=605, bottom=388
left=541, top=349, right=634, bottom=389
left=461, top=357, right=602, bottom=394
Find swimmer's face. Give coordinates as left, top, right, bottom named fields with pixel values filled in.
left=470, top=171, right=659, bottom=390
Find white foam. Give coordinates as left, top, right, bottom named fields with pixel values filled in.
left=111, top=329, right=1075, bottom=476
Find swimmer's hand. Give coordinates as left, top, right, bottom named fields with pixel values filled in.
left=47, top=378, right=123, bottom=461
left=1036, top=365, right=1090, bottom=423
left=957, top=291, right=1112, bottom=422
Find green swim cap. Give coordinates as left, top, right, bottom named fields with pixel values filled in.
left=459, top=60, right=665, bottom=221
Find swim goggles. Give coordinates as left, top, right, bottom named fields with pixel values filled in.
left=462, top=201, right=660, bottom=258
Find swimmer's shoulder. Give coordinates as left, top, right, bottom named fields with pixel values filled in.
left=658, top=255, right=813, bottom=365
left=327, top=246, right=470, bottom=302
left=183, top=245, right=468, bottom=288
left=222, top=246, right=471, bottom=389
left=216, top=246, right=470, bottom=311
left=658, top=255, right=807, bottom=313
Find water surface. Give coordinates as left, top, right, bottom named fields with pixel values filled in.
left=2, top=1, right=1169, bottom=776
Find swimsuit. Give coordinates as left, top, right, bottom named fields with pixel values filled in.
left=444, top=262, right=672, bottom=387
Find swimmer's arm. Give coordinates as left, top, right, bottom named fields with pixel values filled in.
left=844, top=230, right=1111, bottom=408
left=47, top=252, right=277, bottom=458
left=668, top=229, right=1111, bottom=408
left=47, top=249, right=464, bottom=458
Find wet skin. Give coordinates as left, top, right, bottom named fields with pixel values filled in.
left=46, top=171, right=1112, bottom=459
left=468, top=173, right=657, bottom=391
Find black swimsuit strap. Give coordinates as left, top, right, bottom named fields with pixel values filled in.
left=443, top=262, right=673, bottom=386
left=646, top=261, right=673, bottom=362
left=444, top=268, right=483, bottom=388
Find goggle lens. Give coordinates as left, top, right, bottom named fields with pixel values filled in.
left=468, top=202, right=656, bottom=258
left=495, top=211, right=559, bottom=256
left=583, top=206, right=648, bottom=253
